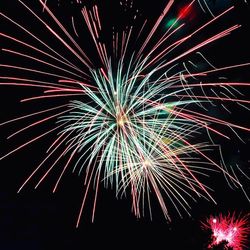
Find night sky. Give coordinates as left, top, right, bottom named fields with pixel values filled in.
left=0, top=0, right=250, bottom=249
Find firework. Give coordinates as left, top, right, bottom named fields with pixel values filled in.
left=202, top=213, right=250, bottom=249
left=0, top=0, right=249, bottom=225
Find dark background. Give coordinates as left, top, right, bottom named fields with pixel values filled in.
left=0, top=0, right=250, bottom=249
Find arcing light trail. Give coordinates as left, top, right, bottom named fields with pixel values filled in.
left=0, top=0, right=249, bottom=226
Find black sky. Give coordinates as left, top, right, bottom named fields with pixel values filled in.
left=0, top=0, right=250, bottom=249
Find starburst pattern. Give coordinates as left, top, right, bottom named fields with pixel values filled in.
left=0, top=0, right=249, bottom=225
left=202, top=213, right=250, bottom=249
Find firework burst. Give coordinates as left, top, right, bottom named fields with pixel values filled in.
left=0, top=0, right=249, bottom=225
left=202, top=213, right=250, bottom=249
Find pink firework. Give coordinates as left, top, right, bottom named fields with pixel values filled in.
left=203, top=213, right=250, bottom=249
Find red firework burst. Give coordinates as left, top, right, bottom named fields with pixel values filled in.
left=202, top=213, right=250, bottom=249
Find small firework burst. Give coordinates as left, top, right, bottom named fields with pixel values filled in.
left=202, top=213, right=250, bottom=249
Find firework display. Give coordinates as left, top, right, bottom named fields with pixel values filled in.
left=0, top=0, right=249, bottom=226
left=202, top=213, right=250, bottom=249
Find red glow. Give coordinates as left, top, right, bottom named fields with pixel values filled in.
left=202, top=213, right=250, bottom=249
left=177, top=2, right=196, bottom=21
left=178, top=6, right=191, bottom=19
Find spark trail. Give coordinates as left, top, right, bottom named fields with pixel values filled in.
left=0, top=0, right=249, bottom=225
